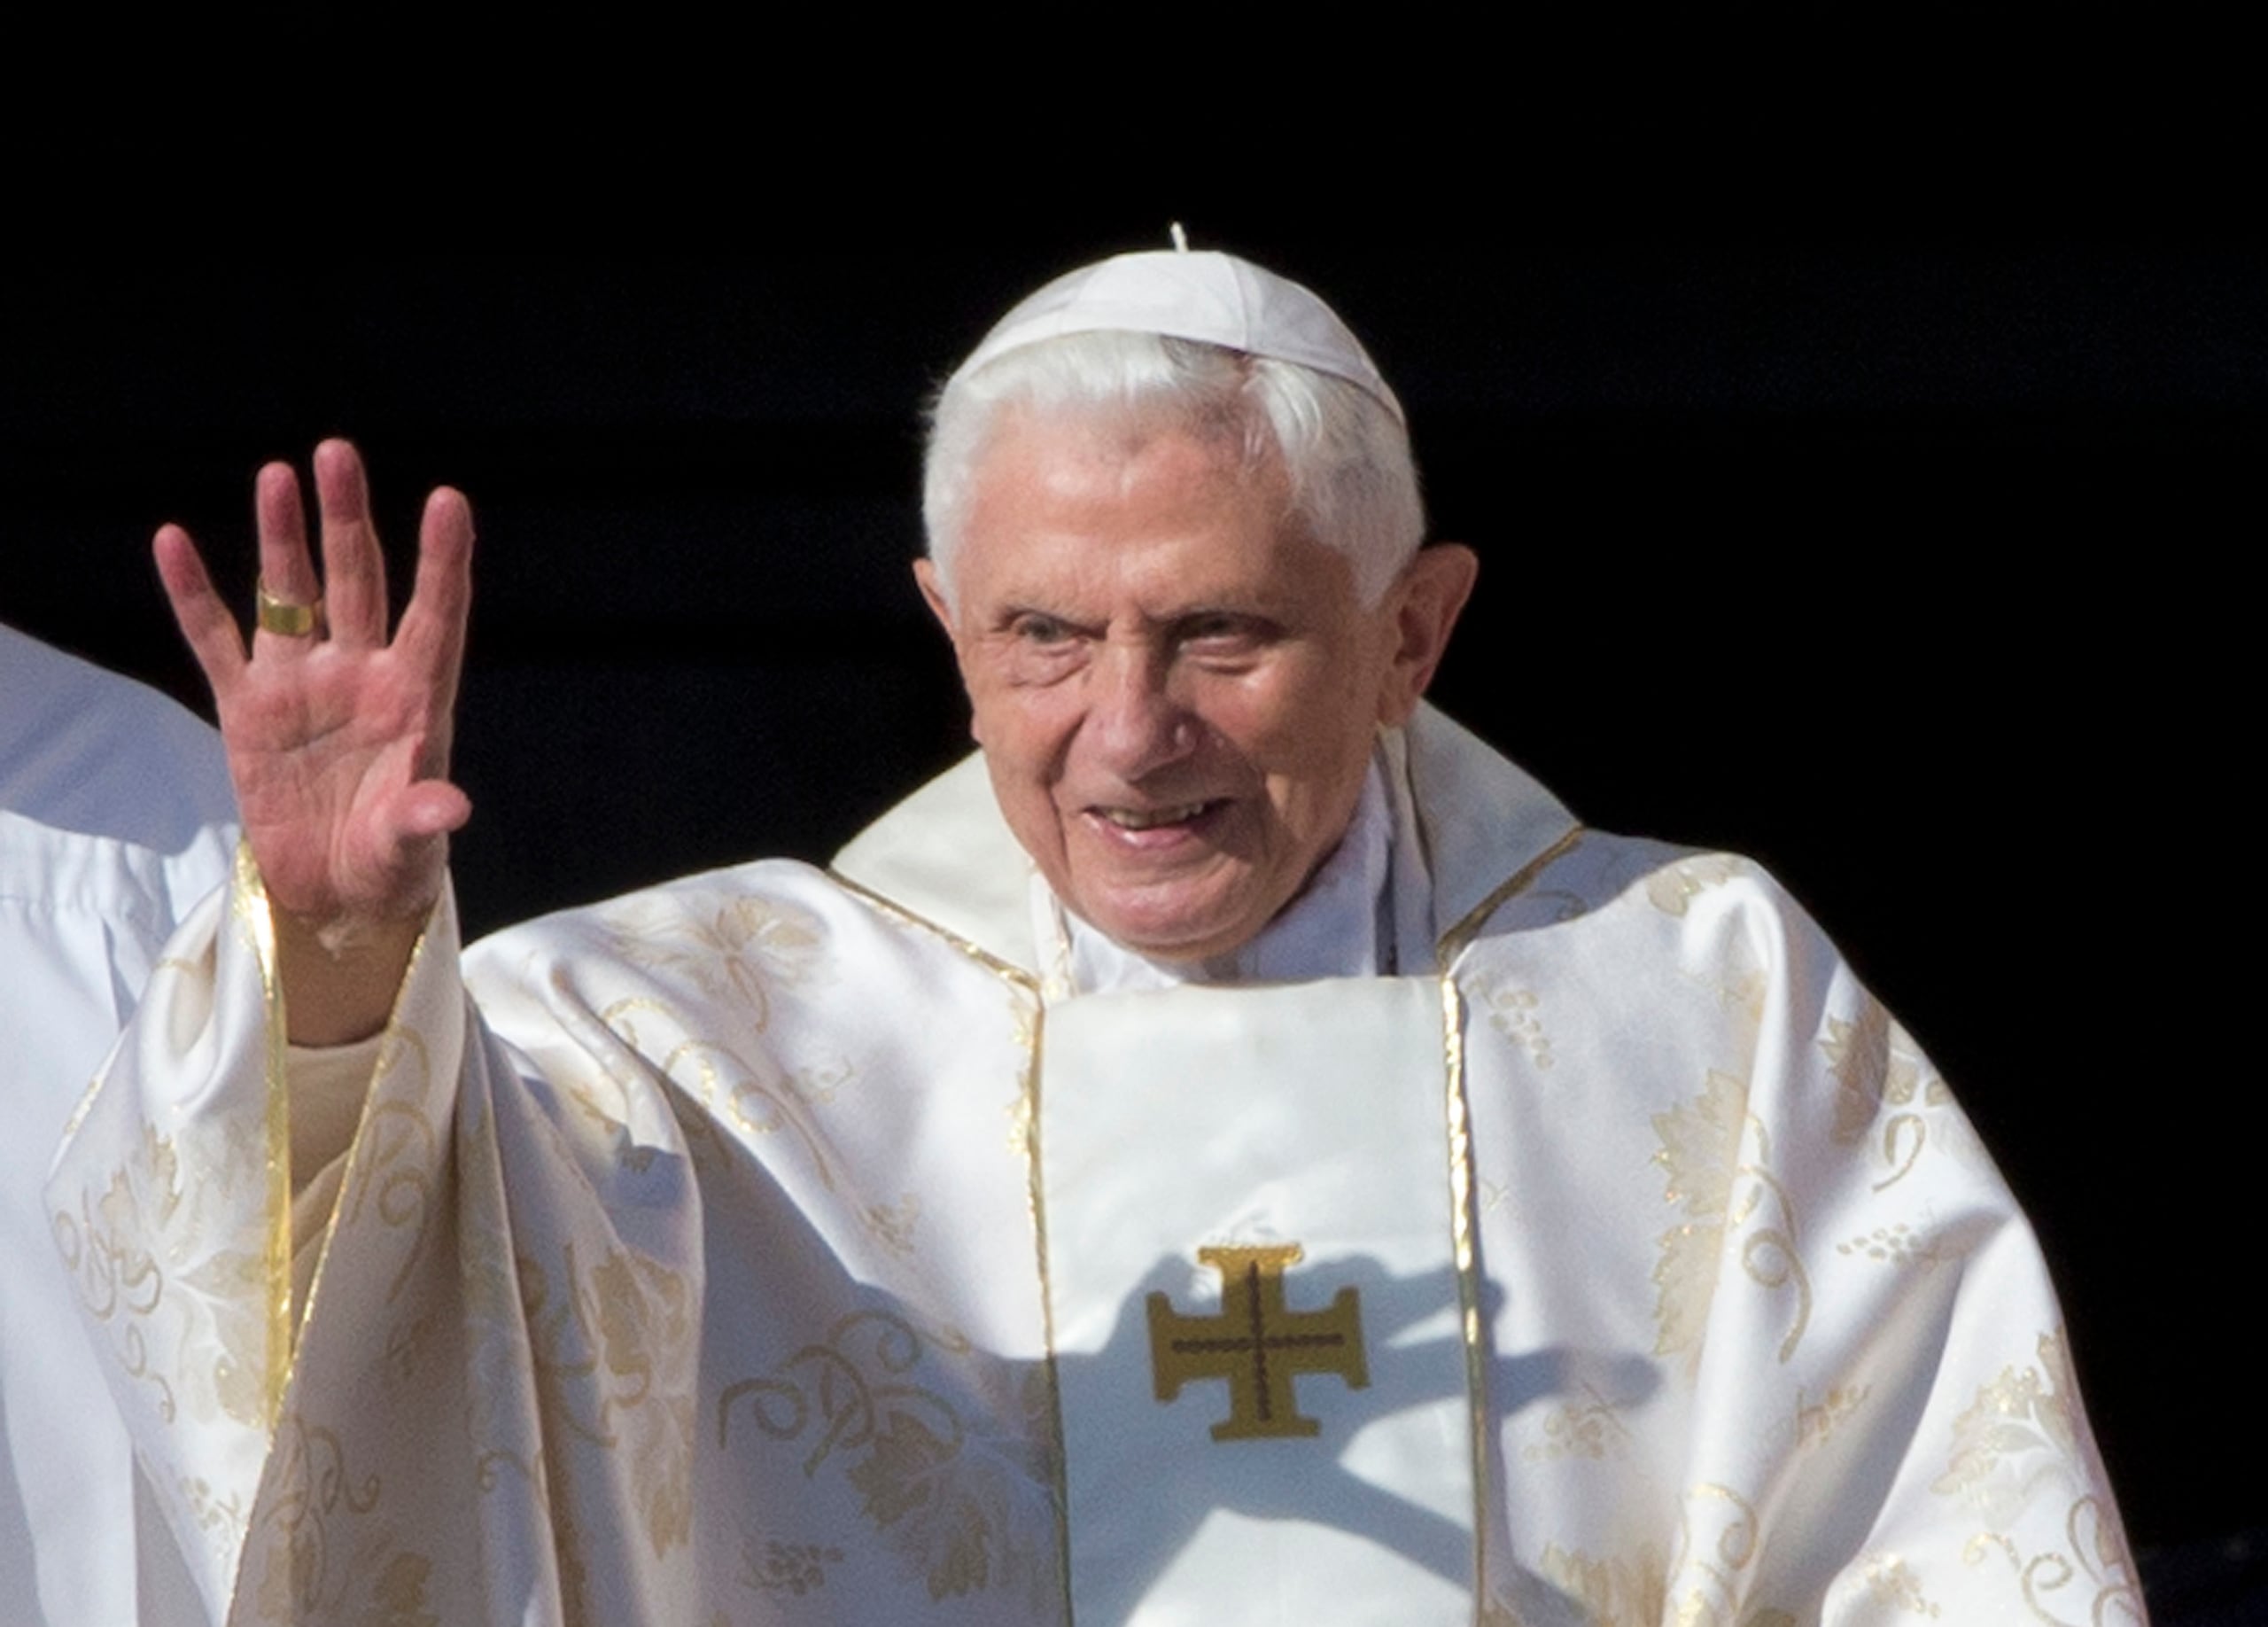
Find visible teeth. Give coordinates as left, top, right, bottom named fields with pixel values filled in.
left=1100, top=802, right=1210, bottom=829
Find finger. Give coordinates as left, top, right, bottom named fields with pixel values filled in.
left=395, top=485, right=475, bottom=720
left=253, top=461, right=322, bottom=655
left=153, top=524, right=247, bottom=696
left=315, top=439, right=389, bottom=649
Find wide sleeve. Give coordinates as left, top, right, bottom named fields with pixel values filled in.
left=42, top=852, right=955, bottom=1627
left=39, top=851, right=587, bottom=1627
left=1668, top=861, right=2142, bottom=1626
left=1456, top=841, right=2146, bottom=1627
left=43, top=845, right=305, bottom=1622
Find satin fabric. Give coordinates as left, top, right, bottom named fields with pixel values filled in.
left=2, top=627, right=237, bottom=1627
left=46, top=705, right=2142, bottom=1624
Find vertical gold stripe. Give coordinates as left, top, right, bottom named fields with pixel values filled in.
left=231, top=841, right=295, bottom=1431
left=1021, top=1000, right=1077, bottom=1626
left=1433, top=828, right=1582, bottom=1622
left=1441, top=974, right=1490, bottom=1617
left=821, top=872, right=1077, bottom=1617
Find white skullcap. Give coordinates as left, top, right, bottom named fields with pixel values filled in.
left=949, top=248, right=1405, bottom=425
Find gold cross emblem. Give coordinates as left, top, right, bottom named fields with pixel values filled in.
left=1146, top=1243, right=1369, bottom=1441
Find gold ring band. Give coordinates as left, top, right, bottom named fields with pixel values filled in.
left=256, top=581, right=323, bottom=637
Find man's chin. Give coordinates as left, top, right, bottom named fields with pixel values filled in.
left=1078, top=884, right=1268, bottom=964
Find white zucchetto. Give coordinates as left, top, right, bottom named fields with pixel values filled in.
left=949, top=248, right=1405, bottom=424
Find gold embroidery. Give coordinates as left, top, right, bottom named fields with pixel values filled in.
left=278, top=890, right=444, bottom=1445
left=1862, top=1553, right=1942, bottom=1617
left=1436, top=828, right=1586, bottom=965
left=1793, top=1383, right=1870, bottom=1451
left=1662, top=1483, right=1796, bottom=1626
left=742, top=1537, right=845, bottom=1596
left=182, top=1474, right=248, bottom=1544
left=1933, top=1329, right=2085, bottom=1523
left=1475, top=980, right=1554, bottom=1069
left=1938, top=1331, right=2143, bottom=1623
left=862, top=1194, right=923, bottom=1257
left=1651, top=1072, right=1813, bottom=1365
left=821, top=872, right=1071, bottom=1622
left=603, top=892, right=827, bottom=1030
left=1837, top=1223, right=1947, bottom=1270
left=1643, top=855, right=1747, bottom=919
left=522, top=1242, right=698, bottom=1562
left=229, top=842, right=296, bottom=1428
left=342, top=1051, right=442, bottom=1305
left=1821, top=1000, right=1958, bottom=1190
left=1524, top=1382, right=1633, bottom=1462
left=366, top=1551, right=440, bottom=1627
left=1146, top=1244, right=1369, bottom=1441
left=244, top=1413, right=384, bottom=1622
left=598, top=995, right=846, bottom=1190
left=1003, top=994, right=1039, bottom=1156
left=56, top=1111, right=269, bottom=1428
left=1961, top=1497, right=2145, bottom=1625
left=1441, top=973, right=1493, bottom=1604
left=718, top=1310, right=1061, bottom=1609
left=1539, top=1539, right=1670, bottom=1625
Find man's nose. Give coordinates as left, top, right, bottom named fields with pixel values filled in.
left=1088, top=646, right=1196, bottom=779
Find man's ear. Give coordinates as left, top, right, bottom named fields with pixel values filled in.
left=1376, top=543, right=1479, bottom=728
left=914, top=557, right=987, bottom=745
left=913, top=557, right=957, bottom=643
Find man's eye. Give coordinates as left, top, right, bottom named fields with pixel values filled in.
left=1181, top=615, right=1263, bottom=649
left=1014, top=615, right=1074, bottom=645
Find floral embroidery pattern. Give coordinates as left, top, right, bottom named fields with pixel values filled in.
left=53, top=1116, right=269, bottom=1429
left=1644, top=855, right=1749, bottom=919
left=1524, top=1382, right=1631, bottom=1462
left=718, top=1310, right=1060, bottom=1608
left=1651, top=1071, right=1813, bottom=1365
left=1938, top=1331, right=2143, bottom=1625
left=743, top=1537, right=844, bottom=1596
left=1862, top=1553, right=1941, bottom=1617
left=523, top=1242, right=699, bottom=1566
left=1538, top=1539, right=1670, bottom=1624
left=1794, top=1384, right=1870, bottom=1452
left=1820, top=1001, right=1973, bottom=1190
left=598, top=994, right=850, bottom=1190
left=862, top=1195, right=922, bottom=1257
left=243, top=1413, right=394, bottom=1623
left=604, top=893, right=827, bottom=1031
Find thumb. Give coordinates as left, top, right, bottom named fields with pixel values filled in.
left=397, top=781, right=473, bottom=839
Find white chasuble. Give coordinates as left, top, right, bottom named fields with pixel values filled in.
left=44, top=705, right=2146, bottom=1625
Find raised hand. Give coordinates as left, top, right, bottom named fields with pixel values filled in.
left=156, top=440, right=473, bottom=1042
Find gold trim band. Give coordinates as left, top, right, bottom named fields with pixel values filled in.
left=1441, top=973, right=1492, bottom=1610
left=1435, top=828, right=1585, bottom=969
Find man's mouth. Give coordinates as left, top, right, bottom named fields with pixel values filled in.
left=1092, top=800, right=1223, bottom=831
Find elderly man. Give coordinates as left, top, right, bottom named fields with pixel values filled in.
left=50, top=251, right=2138, bottom=1625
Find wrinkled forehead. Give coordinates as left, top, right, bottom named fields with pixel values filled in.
left=953, top=410, right=1336, bottom=611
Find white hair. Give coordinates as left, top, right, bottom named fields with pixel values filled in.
left=922, top=331, right=1424, bottom=608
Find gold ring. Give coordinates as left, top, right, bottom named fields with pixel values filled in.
left=256, top=581, right=323, bottom=637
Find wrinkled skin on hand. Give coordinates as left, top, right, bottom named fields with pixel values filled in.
left=155, top=440, right=474, bottom=1042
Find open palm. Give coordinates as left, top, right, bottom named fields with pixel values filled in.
left=156, top=440, right=473, bottom=935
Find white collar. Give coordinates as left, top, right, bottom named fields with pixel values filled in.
left=830, top=703, right=1581, bottom=979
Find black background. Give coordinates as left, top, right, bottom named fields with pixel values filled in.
left=4, top=235, right=2257, bottom=1572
